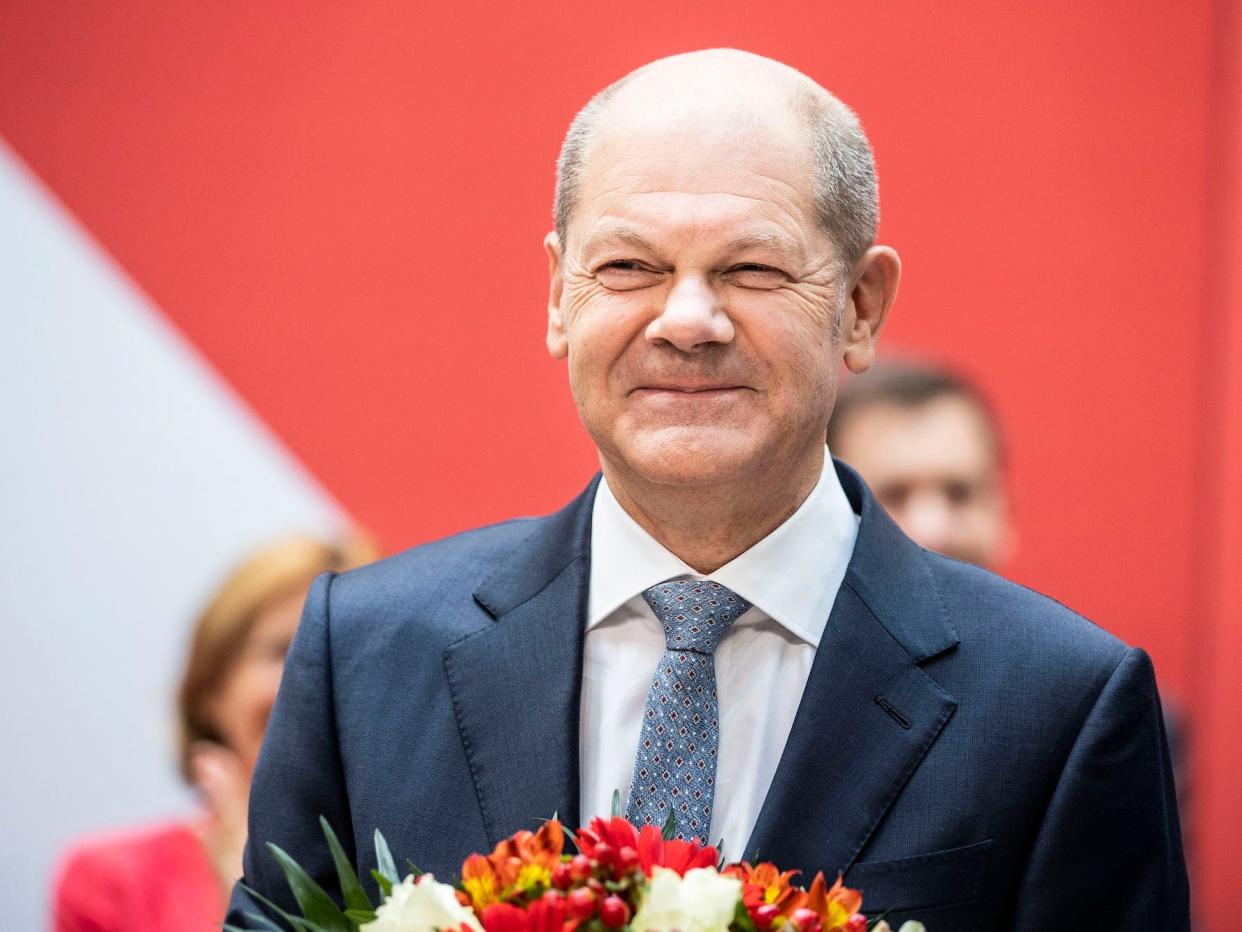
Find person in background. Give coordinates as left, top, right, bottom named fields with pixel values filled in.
left=52, top=533, right=378, bottom=932
left=827, top=358, right=1013, bottom=568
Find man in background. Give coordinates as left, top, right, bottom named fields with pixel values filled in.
left=827, top=359, right=1013, bottom=568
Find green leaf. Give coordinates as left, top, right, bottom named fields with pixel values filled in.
left=345, top=908, right=378, bottom=924
left=611, top=789, right=622, bottom=818
left=238, top=883, right=334, bottom=932
left=371, top=868, right=393, bottom=899
left=267, top=843, right=354, bottom=931
left=661, top=809, right=676, bottom=841
left=406, top=859, right=424, bottom=879
left=319, top=816, right=373, bottom=913
left=374, top=830, right=400, bottom=888
left=731, top=897, right=758, bottom=932
left=225, top=911, right=283, bottom=932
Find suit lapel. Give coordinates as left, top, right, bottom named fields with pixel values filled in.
left=744, top=463, right=959, bottom=875
left=443, top=478, right=598, bottom=846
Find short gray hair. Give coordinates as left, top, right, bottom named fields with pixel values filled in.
left=553, top=78, right=879, bottom=270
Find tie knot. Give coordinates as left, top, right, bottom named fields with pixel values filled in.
left=642, top=579, right=751, bottom=654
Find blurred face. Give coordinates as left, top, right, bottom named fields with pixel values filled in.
left=546, top=104, right=863, bottom=491
left=833, top=395, right=1012, bottom=567
left=205, top=587, right=304, bottom=774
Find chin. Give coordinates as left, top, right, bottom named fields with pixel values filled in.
left=610, top=425, right=763, bottom=487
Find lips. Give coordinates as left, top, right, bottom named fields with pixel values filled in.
left=632, top=384, right=746, bottom=394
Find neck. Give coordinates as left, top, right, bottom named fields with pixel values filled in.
left=602, top=447, right=826, bottom=574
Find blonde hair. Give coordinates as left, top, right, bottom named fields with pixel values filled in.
left=175, top=533, right=379, bottom=780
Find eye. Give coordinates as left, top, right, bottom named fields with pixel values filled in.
left=725, top=264, right=788, bottom=288
left=594, top=260, right=662, bottom=291
left=943, top=480, right=975, bottom=506
left=878, top=484, right=911, bottom=510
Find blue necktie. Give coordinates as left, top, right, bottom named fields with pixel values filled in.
left=625, top=579, right=752, bottom=844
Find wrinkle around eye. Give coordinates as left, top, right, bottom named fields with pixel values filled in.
left=594, top=263, right=664, bottom=291
left=724, top=265, right=792, bottom=289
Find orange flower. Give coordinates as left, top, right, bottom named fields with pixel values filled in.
left=461, top=821, right=566, bottom=910
left=738, top=862, right=802, bottom=913
left=799, top=872, right=864, bottom=932
left=722, top=862, right=803, bottom=928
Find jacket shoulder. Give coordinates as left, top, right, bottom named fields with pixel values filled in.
left=924, top=550, right=1131, bottom=678
left=320, top=516, right=543, bottom=638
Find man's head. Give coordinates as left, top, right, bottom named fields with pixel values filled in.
left=544, top=49, right=900, bottom=494
left=827, top=360, right=1014, bottom=568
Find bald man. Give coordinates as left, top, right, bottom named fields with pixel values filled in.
left=230, top=51, right=1188, bottom=930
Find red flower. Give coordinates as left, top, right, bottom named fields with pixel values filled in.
left=574, top=817, right=641, bottom=875
left=635, top=824, right=718, bottom=876
left=575, top=816, right=718, bottom=878
left=480, top=895, right=571, bottom=932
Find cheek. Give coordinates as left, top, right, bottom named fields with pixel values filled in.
left=566, top=299, right=647, bottom=392
left=748, top=313, right=837, bottom=401
left=217, top=662, right=284, bottom=743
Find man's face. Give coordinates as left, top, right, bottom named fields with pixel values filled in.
left=833, top=395, right=1012, bottom=567
left=545, top=105, right=852, bottom=490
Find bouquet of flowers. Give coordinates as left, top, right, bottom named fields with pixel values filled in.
left=227, top=808, right=924, bottom=932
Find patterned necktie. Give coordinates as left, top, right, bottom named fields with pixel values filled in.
left=625, top=579, right=752, bottom=844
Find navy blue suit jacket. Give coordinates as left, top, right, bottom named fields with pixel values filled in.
left=229, top=463, right=1189, bottom=929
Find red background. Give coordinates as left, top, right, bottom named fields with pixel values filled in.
left=3, top=2, right=1237, bottom=924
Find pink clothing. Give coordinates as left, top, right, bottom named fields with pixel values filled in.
left=52, top=821, right=224, bottom=932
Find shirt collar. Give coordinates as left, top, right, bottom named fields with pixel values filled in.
left=587, top=452, right=859, bottom=647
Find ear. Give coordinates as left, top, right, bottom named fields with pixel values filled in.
left=545, top=231, right=569, bottom=359
left=841, top=245, right=901, bottom=374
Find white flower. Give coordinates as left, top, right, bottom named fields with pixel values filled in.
left=361, top=873, right=483, bottom=932
left=871, top=924, right=926, bottom=932
left=630, top=866, right=742, bottom=932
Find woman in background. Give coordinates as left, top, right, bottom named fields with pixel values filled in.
left=52, top=534, right=378, bottom=931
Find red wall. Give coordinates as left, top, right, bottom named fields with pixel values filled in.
left=2, top=2, right=1236, bottom=924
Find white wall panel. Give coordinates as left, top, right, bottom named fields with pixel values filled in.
left=0, top=141, right=345, bottom=929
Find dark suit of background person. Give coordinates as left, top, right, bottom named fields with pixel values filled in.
left=229, top=50, right=1188, bottom=930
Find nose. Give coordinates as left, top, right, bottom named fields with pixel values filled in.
left=645, top=274, right=734, bottom=352
left=898, top=491, right=956, bottom=555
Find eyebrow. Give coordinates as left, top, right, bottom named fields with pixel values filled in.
left=582, top=225, right=806, bottom=264
left=582, top=225, right=660, bottom=254
left=724, top=231, right=806, bottom=264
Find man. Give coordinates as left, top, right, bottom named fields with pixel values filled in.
left=827, top=360, right=1013, bottom=567
left=230, top=50, right=1188, bottom=929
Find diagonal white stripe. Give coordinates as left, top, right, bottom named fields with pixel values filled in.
left=0, top=138, right=345, bottom=930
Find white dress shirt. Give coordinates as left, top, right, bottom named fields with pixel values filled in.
left=579, top=452, right=860, bottom=860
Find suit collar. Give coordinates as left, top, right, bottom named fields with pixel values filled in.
left=471, top=475, right=599, bottom=619
left=835, top=459, right=959, bottom=663
left=744, top=461, right=959, bottom=874
left=445, top=478, right=598, bottom=846
left=586, top=454, right=857, bottom=647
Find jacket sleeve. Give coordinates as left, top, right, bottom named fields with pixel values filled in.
left=226, top=571, right=356, bottom=928
left=1011, top=647, right=1190, bottom=930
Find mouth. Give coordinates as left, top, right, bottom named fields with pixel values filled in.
left=631, top=384, right=748, bottom=396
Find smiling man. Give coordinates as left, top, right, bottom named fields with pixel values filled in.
left=229, top=50, right=1188, bottom=930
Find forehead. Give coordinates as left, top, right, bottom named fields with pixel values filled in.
left=837, top=398, right=999, bottom=478
left=571, top=98, right=821, bottom=250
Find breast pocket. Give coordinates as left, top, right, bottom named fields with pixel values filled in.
left=843, top=839, right=993, bottom=914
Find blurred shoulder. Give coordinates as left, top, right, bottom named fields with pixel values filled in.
left=53, top=822, right=214, bottom=926
left=56, top=820, right=204, bottom=877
